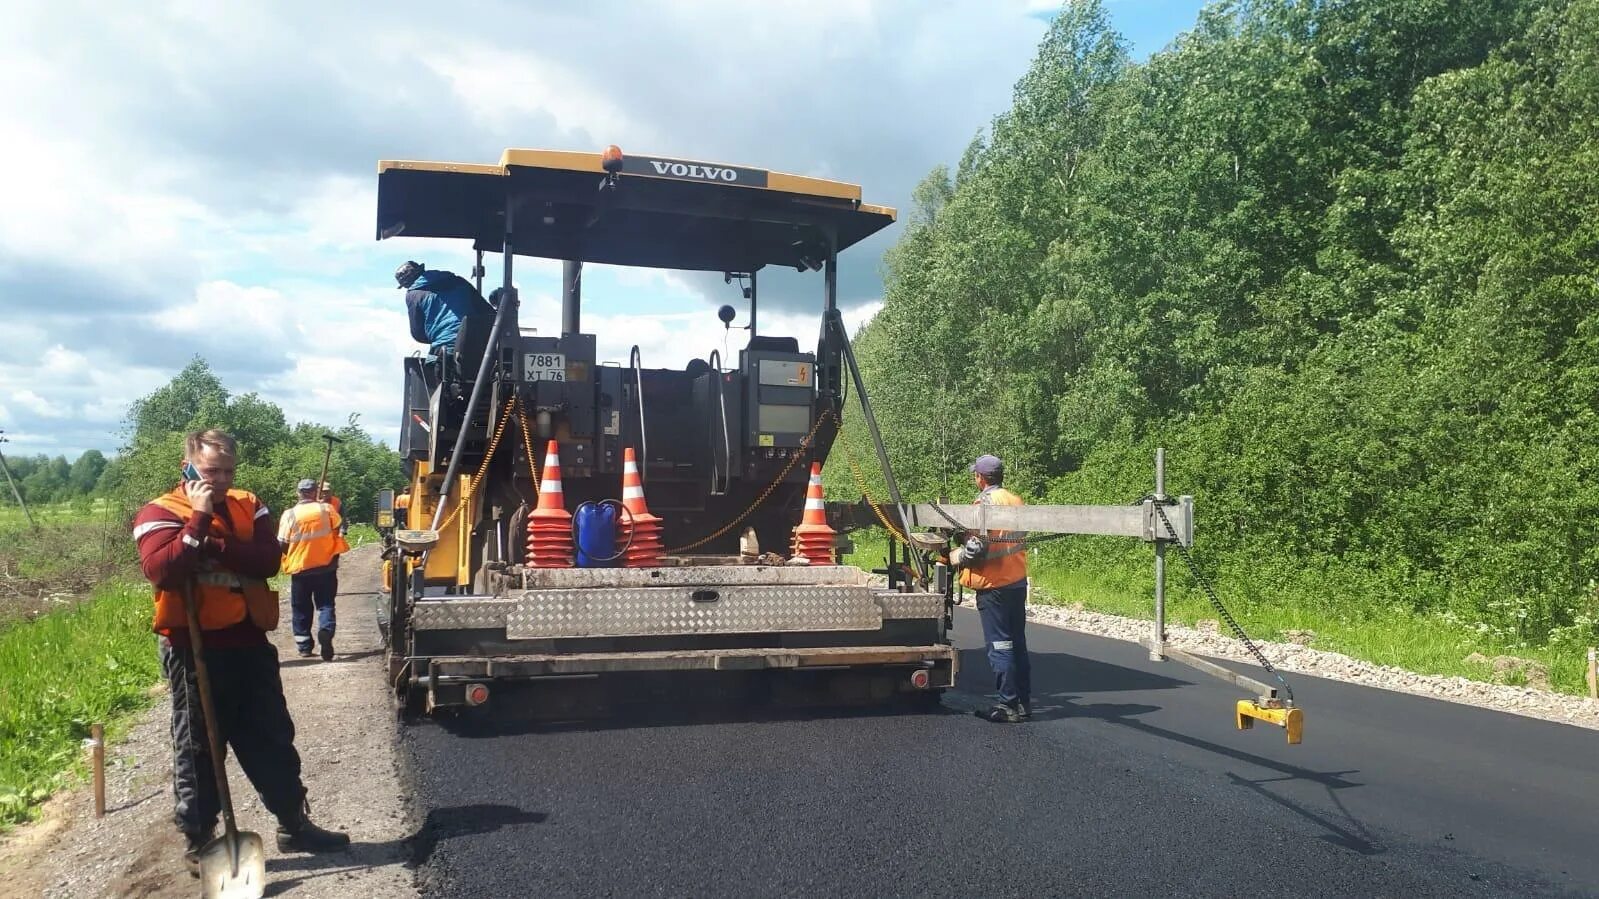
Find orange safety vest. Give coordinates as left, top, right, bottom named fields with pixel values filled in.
left=279, top=500, right=348, bottom=575
left=147, top=486, right=273, bottom=633
left=959, top=486, right=1029, bottom=591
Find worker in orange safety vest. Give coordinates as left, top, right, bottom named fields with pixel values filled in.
left=278, top=478, right=349, bottom=660
left=949, top=454, right=1031, bottom=724
left=318, top=481, right=349, bottom=537
left=133, top=429, right=349, bottom=875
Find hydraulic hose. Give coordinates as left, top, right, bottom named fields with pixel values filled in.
left=709, top=350, right=731, bottom=495
left=630, top=345, right=647, bottom=485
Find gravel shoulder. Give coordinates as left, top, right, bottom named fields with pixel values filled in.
left=1018, top=596, right=1599, bottom=731
left=0, top=543, right=419, bottom=899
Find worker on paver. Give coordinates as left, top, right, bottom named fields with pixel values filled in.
left=279, top=477, right=349, bottom=660
left=396, top=259, right=494, bottom=352
left=132, top=429, right=349, bottom=876
left=950, top=454, right=1032, bottom=723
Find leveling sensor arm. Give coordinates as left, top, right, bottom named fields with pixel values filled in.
left=892, top=450, right=1305, bottom=745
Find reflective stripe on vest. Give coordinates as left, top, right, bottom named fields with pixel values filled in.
left=145, top=486, right=263, bottom=633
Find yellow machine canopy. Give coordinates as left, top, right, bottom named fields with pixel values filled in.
left=376, top=147, right=897, bottom=273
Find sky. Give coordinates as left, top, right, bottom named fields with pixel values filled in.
left=0, top=0, right=1210, bottom=459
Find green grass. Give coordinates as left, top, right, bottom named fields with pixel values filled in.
left=346, top=523, right=379, bottom=548
left=0, top=578, right=163, bottom=826
left=842, top=529, right=1596, bottom=696
left=0, top=498, right=111, bottom=528
left=1, top=510, right=135, bottom=632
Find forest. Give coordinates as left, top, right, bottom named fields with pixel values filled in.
left=838, top=0, right=1599, bottom=653
left=1, top=358, right=401, bottom=524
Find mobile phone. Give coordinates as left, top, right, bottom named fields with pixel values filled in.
left=181, top=461, right=203, bottom=482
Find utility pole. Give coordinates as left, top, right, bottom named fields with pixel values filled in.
left=0, top=430, right=37, bottom=529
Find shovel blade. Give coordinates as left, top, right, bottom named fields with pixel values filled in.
left=198, top=830, right=267, bottom=899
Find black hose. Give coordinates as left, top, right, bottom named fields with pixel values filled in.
left=629, top=346, right=647, bottom=484
left=709, top=350, right=731, bottom=494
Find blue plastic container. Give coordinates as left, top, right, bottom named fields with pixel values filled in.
left=574, top=501, right=620, bottom=568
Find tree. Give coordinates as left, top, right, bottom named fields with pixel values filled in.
left=19, top=457, right=68, bottom=505
left=106, top=359, right=401, bottom=526
left=853, top=0, right=1595, bottom=648
left=68, top=450, right=107, bottom=496
left=125, top=357, right=228, bottom=444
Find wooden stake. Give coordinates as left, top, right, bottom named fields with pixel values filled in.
left=1586, top=647, right=1597, bottom=701
left=90, top=723, right=105, bottom=818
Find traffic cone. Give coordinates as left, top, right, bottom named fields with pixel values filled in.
left=791, top=462, right=837, bottom=565
left=526, top=440, right=574, bottom=568
left=617, top=447, right=664, bottom=567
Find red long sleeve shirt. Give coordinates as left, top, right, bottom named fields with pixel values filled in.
left=133, top=488, right=280, bottom=649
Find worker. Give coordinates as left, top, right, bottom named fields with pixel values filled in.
left=279, top=478, right=349, bottom=660
left=319, top=481, right=349, bottom=536
left=132, top=429, right=349, bottom=877
left=396, top=260, right=494, bottom=352
left=950, top=454, right=1031, bottom=723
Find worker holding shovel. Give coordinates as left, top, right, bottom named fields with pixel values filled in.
left=132, top=429, right=349, bottom=886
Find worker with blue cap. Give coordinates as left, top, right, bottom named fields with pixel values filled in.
left=949, top=454, right=1031, bottom=723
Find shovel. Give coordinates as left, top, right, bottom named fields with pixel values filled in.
left=180, top=579, right=267, bottom=898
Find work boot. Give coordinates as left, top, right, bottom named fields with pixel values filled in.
left=297, top=642, right=314, bottom=658
left=276, top=801, right=350, bottom=853
left=317, top=627, right=334, bottom=661
left=977, top=704, right=1021, bottom=724
left=183, top=829, right=214, bottom=878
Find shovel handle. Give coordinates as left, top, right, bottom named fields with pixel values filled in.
left=179, top=579, right=242, bottom=847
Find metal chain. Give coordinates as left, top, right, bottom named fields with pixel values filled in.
left=513, top=395, right=540, bottom=499
left=831, top=425, right=911, bottom=546
left=1153, top=503, right=1293, bottom=702
left=665, top=407, right=836, bottom=554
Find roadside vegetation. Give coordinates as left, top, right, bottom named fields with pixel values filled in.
left=844, top=528, right=1592, bottom=695
left=0, top=360, right=402, bottom=826
left=837, top=0, right=1599, bottom=692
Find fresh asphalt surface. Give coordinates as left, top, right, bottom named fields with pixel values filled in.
left=399, top=605, right=1599, bottom=898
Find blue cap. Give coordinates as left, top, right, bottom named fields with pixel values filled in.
left=968, top=455, right=1003, bottom=478
left=297, top=478, right=317, bottom=491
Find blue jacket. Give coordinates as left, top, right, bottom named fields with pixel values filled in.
left=406, top=270, right=493, bottom=349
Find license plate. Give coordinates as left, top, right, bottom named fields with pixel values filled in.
left=524, top=352, right=567, bottom=382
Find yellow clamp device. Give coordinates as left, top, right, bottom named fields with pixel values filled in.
left=1236, top=699, right=1304, bottom=745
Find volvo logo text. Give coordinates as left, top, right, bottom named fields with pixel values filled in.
left=649, top=160, right=740, bottom=182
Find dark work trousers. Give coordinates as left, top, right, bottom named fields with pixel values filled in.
left=290, top=568, right=338, bottom=651
left=159, top=639, right=306, bottom=837
left=976, top=580, right=1031, bottom=709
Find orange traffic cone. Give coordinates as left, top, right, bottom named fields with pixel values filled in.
left=791, top=462, right=837, bottom=564
left=617, top=447, right=664, bottom=567
left=526, top=440, right=574, bottom=568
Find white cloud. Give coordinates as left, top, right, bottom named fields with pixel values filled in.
left=0, top=132, right=210, bottom=294
left=420, top=46, right=645, bottom=146
left=152, top=281, right=297, bottom=345
left=1, top=0, right=1059, bottom=457
left=11, top=390, right=64, bottom=419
